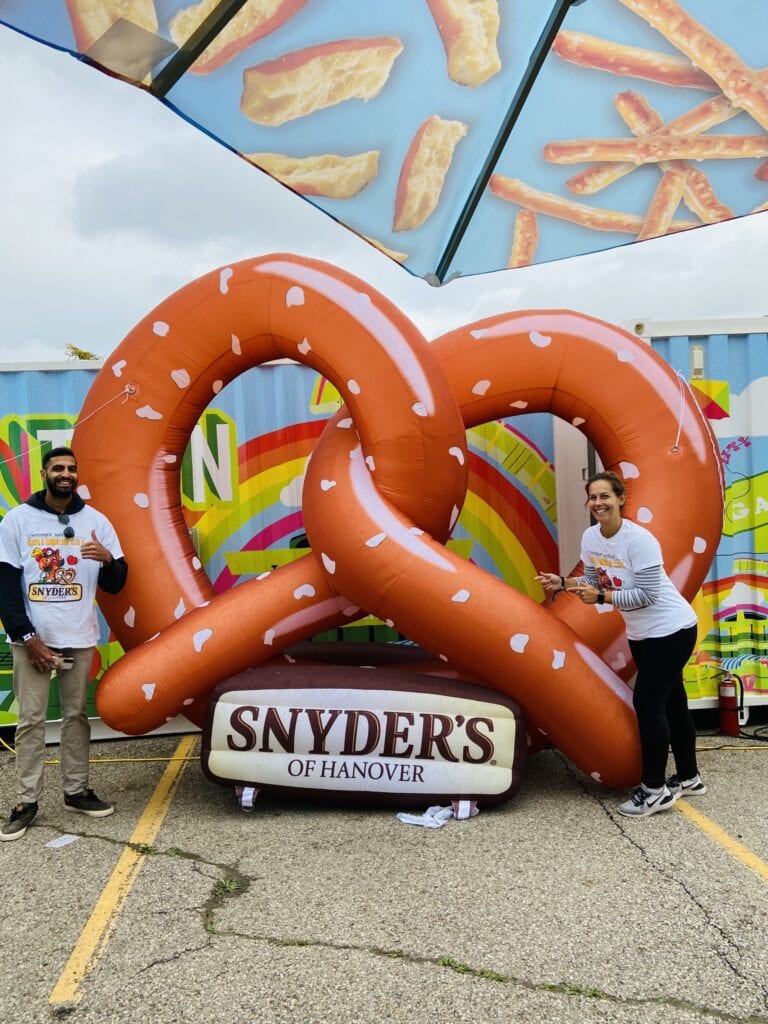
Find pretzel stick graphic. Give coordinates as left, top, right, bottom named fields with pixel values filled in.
left=613, top=91, right=733, bottom=225
left=617, top=0, right=768, bottom=132
left=568, top=86, right=766, bottom=195
left=490, top=176, right=698, bottom=233
left=637, top=168, right=688, bottom=240
left=545, top=135, right=768, bottom=164
left=553, top=30, right=717, bottom=91
left=508, top=210, right=539, bottom=267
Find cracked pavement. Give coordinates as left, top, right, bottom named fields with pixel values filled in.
left=1, top=733, right=767, bottom=1023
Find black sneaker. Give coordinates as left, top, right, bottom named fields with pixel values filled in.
left=667, top=773, right=707, bottom=798
left=617, top=785, right=677, bottom=817
left=0, top=802, right=38, bottom=841
left=64, top=788, right=114, bottom=818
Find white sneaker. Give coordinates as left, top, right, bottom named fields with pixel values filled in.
left=617, top=785, right=678, bottom=818
left=666, top=773, right=707, bottom=798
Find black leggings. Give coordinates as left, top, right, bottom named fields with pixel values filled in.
left=628, top=625, right=699, bottom=789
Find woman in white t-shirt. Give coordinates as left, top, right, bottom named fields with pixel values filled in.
left=536, top=471, right=705, bottom=818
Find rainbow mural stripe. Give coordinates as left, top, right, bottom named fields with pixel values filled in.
left=184, top=419, right=558, bottom=611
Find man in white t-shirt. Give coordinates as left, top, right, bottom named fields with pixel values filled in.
left=0, top=447, right=128, bottom=841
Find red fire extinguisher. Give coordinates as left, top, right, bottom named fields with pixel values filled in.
left=718, top=672, right=743, bottom=737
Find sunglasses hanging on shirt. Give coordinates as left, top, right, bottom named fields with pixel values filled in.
left=58, top=514, right=75, bottom=539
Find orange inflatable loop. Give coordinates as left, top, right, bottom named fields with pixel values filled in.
left=71, top=255, right=723, bottom=789
left=433, top=312, right=724, bottom=680
left=74, top=255, right=467, bottom=730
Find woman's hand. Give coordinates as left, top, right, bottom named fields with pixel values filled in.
left=572, top=584, right=602, bottom=605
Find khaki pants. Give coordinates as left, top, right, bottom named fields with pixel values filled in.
left=12, top=645, right=94, bottom=804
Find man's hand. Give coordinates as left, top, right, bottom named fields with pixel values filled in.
left=534, top=571, right=562, bottom=594
left=81, top=529, right=112, bottom=564
left=23, top=635, right=61, bottom=673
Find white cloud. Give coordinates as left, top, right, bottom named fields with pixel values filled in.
left=280, top=474, right=306, bottom=508
left=721, top=581, right=767, bottom=613
left=1, top=337, right=76, bottom=364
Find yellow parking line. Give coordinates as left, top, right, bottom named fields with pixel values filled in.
left=676, top=798, right=768, bottom=883
left=48, top=734, right=197, bottom=1011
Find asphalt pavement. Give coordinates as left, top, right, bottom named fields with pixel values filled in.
left=0, top=718, right=767, bottom=1024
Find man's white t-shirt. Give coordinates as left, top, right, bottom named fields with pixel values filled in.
left=580, top=519, right=697, bottom=641
left=0, top=502, right=123, bottom=648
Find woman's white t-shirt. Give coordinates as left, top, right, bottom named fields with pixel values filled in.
left=579, top=519, right=697, bottom=641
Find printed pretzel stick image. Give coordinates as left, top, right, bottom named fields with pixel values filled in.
left=393, top=115, right=468, bottom=231
left=617, top=0, right=768, bottom=132
left=637, top=167, right=688, bottom=240
left=508, top=210, right=538, bottom=267
left=545, top=135, right=768, bottom=164
left=614, top=91, right=733, bottom=224
left=489, top=176, right=699, bottom=233
left=361, top=235, right=409, bottom=263
left=753, top=200, right=768, bottom=213
left=169, top=0, right=308, bottom=74
left=552, top=30, right=717, bottom=90
left=244, top=151, right=379, bottom=198
left=241, top=37, right=404, bottom=126
left=567, top=75, right=768, bottom=195
left=427, top=0, right=501, bottom=87
left=756, top=162, right=768, bottom=181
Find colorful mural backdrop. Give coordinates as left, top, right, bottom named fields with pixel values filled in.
left=2, top=331, right=766, bottom=730
left=2, top=0, right=767, bottom=277
left=650, top=331, right=768, bottom=704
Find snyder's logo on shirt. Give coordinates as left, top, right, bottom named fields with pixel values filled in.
left=28, top=582, right=82, bottom=602
left=27, top=543, right=83, bottom=599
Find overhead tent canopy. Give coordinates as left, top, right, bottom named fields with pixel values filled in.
left=3, top=0, right=767, bottom=281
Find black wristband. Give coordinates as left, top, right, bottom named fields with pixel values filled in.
left=597, top=592, right=605, bottom=605
left=560, top=576, right=565, bottom=592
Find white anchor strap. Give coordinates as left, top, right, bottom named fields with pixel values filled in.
left=235, top=785, right=259, bottom=811
left=396, top=800, right=479, bottom=828
left=452, top=799, right=479, bottom=820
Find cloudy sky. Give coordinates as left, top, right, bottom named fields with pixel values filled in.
left=1, top=23, right=768, bottom=365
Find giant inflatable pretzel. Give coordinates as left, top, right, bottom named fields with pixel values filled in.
left=73, top=255, right=723, bottom=788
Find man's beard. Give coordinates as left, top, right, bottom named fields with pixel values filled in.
left=46, top=477, right=76, bottom=499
